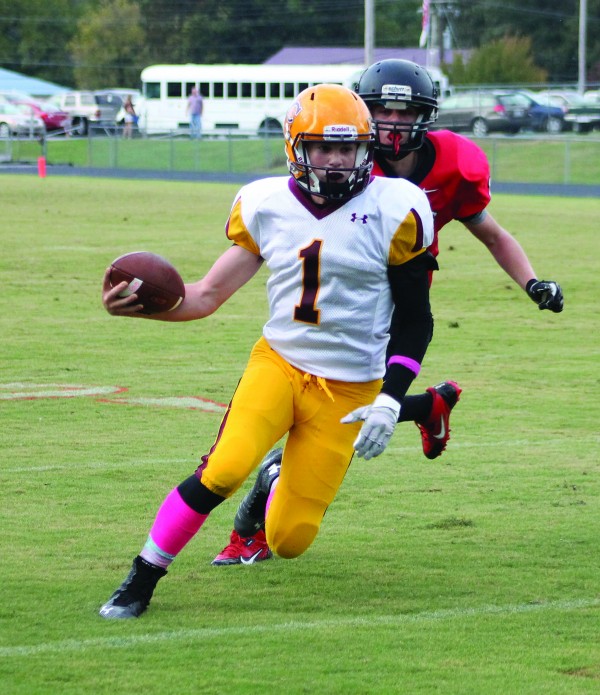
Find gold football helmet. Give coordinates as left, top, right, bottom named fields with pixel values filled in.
left=284, top=84, right=374, bottom=202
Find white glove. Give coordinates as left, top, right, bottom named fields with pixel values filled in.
left=341, top=393, right=401, bottom=460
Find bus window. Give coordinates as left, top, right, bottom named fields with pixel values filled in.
left=145, top=82, right=161, bottom=99
left=167, top=82, right=182, bottom=98
left=140, top=64, right=369, bottom=134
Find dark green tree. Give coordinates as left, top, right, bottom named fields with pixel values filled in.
left=173, top=0, right=367, bottom=64
left=0, top=0, right=82, bottom=87
left=444, top=35, right=547, bottom=85
left=375, top=0, right=422, bottom=48
left=444, top=0, right=600, bottom=84
left=69, top=0, right=149, bottom=88
left=2, top=1, right=599, bottom=89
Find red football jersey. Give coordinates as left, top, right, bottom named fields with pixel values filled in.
left=372, top=130, right=491, bottom=259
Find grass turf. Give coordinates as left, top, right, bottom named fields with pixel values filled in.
left=0, top=175, right=598, bottom=694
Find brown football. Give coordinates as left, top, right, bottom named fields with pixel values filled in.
left=109, top=251, right=185, bottom=315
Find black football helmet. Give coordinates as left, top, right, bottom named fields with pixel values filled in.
left=356, top=59, right=438, bottom=160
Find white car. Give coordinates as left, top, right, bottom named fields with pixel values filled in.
left=0, top=101, right=45, bottom=138
left=584, top=90, right=600, bottom=105
left=46, top=91, right=104, bottom=136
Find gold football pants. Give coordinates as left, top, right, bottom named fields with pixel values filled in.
left=200, top=336, right=381, bottom=558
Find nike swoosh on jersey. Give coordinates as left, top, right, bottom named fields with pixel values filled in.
left=422, top=188, right=439, bottom=194
left=240, top=550, right=264, bottom=565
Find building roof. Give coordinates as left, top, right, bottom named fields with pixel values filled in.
left=0, top=67, right=68, bottom=97
left=263, top=46, right=467, bottom=66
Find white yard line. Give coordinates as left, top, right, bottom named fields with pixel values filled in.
left=1, top=597, right=598, bottom=657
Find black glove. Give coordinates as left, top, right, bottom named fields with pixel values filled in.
left=526, top=279, right=564, bottom=313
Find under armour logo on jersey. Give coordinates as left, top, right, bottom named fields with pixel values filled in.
left=350, top=213, right=368, bottom=224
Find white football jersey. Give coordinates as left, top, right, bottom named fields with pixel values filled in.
left=226, top=176, right=434, bottom=382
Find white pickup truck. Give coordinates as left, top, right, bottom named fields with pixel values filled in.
left=47, top=91, right=112, bottom=135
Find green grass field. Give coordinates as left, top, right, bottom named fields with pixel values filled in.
left=1, top=175, right=599, bottom=694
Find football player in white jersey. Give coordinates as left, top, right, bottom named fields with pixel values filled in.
left=99, top=84, right=435, bottom=619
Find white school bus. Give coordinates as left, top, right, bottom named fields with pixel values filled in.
left=139, top=63, right=365, bottom=135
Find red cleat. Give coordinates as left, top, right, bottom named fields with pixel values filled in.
left=416, top=381, right=462, bottom=460
left=211, top=529, right=273, bottom=566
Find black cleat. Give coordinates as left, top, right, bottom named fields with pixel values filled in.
left=99, top=556, right=167, bottom=619
left=233, top=448, right=282, bottom=537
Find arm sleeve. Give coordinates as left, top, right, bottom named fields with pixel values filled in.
left=381, top=251, right=438, bottom=402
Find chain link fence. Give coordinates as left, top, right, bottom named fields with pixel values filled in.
left=2, top=129, right=600, bottom=187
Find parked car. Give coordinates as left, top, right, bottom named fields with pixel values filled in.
left=583, top=90, right=600, bottom=105
left=514, top=92, right=564, bottom=133
left=5, top=96, right=71, bottom=132
left=94, top=90, right=123, bottom=118
left=535, top=90, right=600, bottom=133
left=0, top=101, right=45, bottom=138
left=94, top=89, right=143, bottom=134
left=46, top=91, right=108, bottom=135
left=95, top=89, right=140, bottom=119
left=432, top=91, right=531, bottom=136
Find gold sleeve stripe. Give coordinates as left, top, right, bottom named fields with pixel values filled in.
left=225, top=198, right=261, bottom=256
left=388, top=208, right=427, bottom=266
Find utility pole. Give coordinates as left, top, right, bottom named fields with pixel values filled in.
left=578, top=0, right=587, bottom=94
left=364, top=0, right=374, bottom=68
left=426, top=1, right=445, bottom=69
left=436, top=1, right=445, bottom=67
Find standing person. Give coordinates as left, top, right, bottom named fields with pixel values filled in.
left=211, top=58, right=564, bottom=567
left=122, top=95, right=136, bottom=139
left=99, top=83, right=436, bottom=619
left=187, top=86, right=203, bottom=139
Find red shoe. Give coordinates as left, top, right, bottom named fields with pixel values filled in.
left=211, top=529, right=272, bottom=566
left=416, top=381, right=462, bottom=460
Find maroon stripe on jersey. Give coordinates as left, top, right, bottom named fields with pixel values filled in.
left=410, top=208, right=424, bottom=252
left=288, top=178, right=346, bottom=219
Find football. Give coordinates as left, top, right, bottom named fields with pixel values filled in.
left=109, top=251, right=185, bottom=315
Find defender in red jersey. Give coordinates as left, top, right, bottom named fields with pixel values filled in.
left=372, top=130, right=490, bottom=258
left=211, top=60, right=564, bottom=566
left=362, top=59, right=562, bottom=310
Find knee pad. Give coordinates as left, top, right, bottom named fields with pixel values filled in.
left=268, top=521, right=320, bottom=559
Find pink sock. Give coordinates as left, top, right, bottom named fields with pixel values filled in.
left=140, top=487, right=208, bottom=568
left=265, top=478, right=278, bottom=520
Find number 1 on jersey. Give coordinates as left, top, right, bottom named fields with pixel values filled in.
left=294, top=239, right=322, bottom=325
